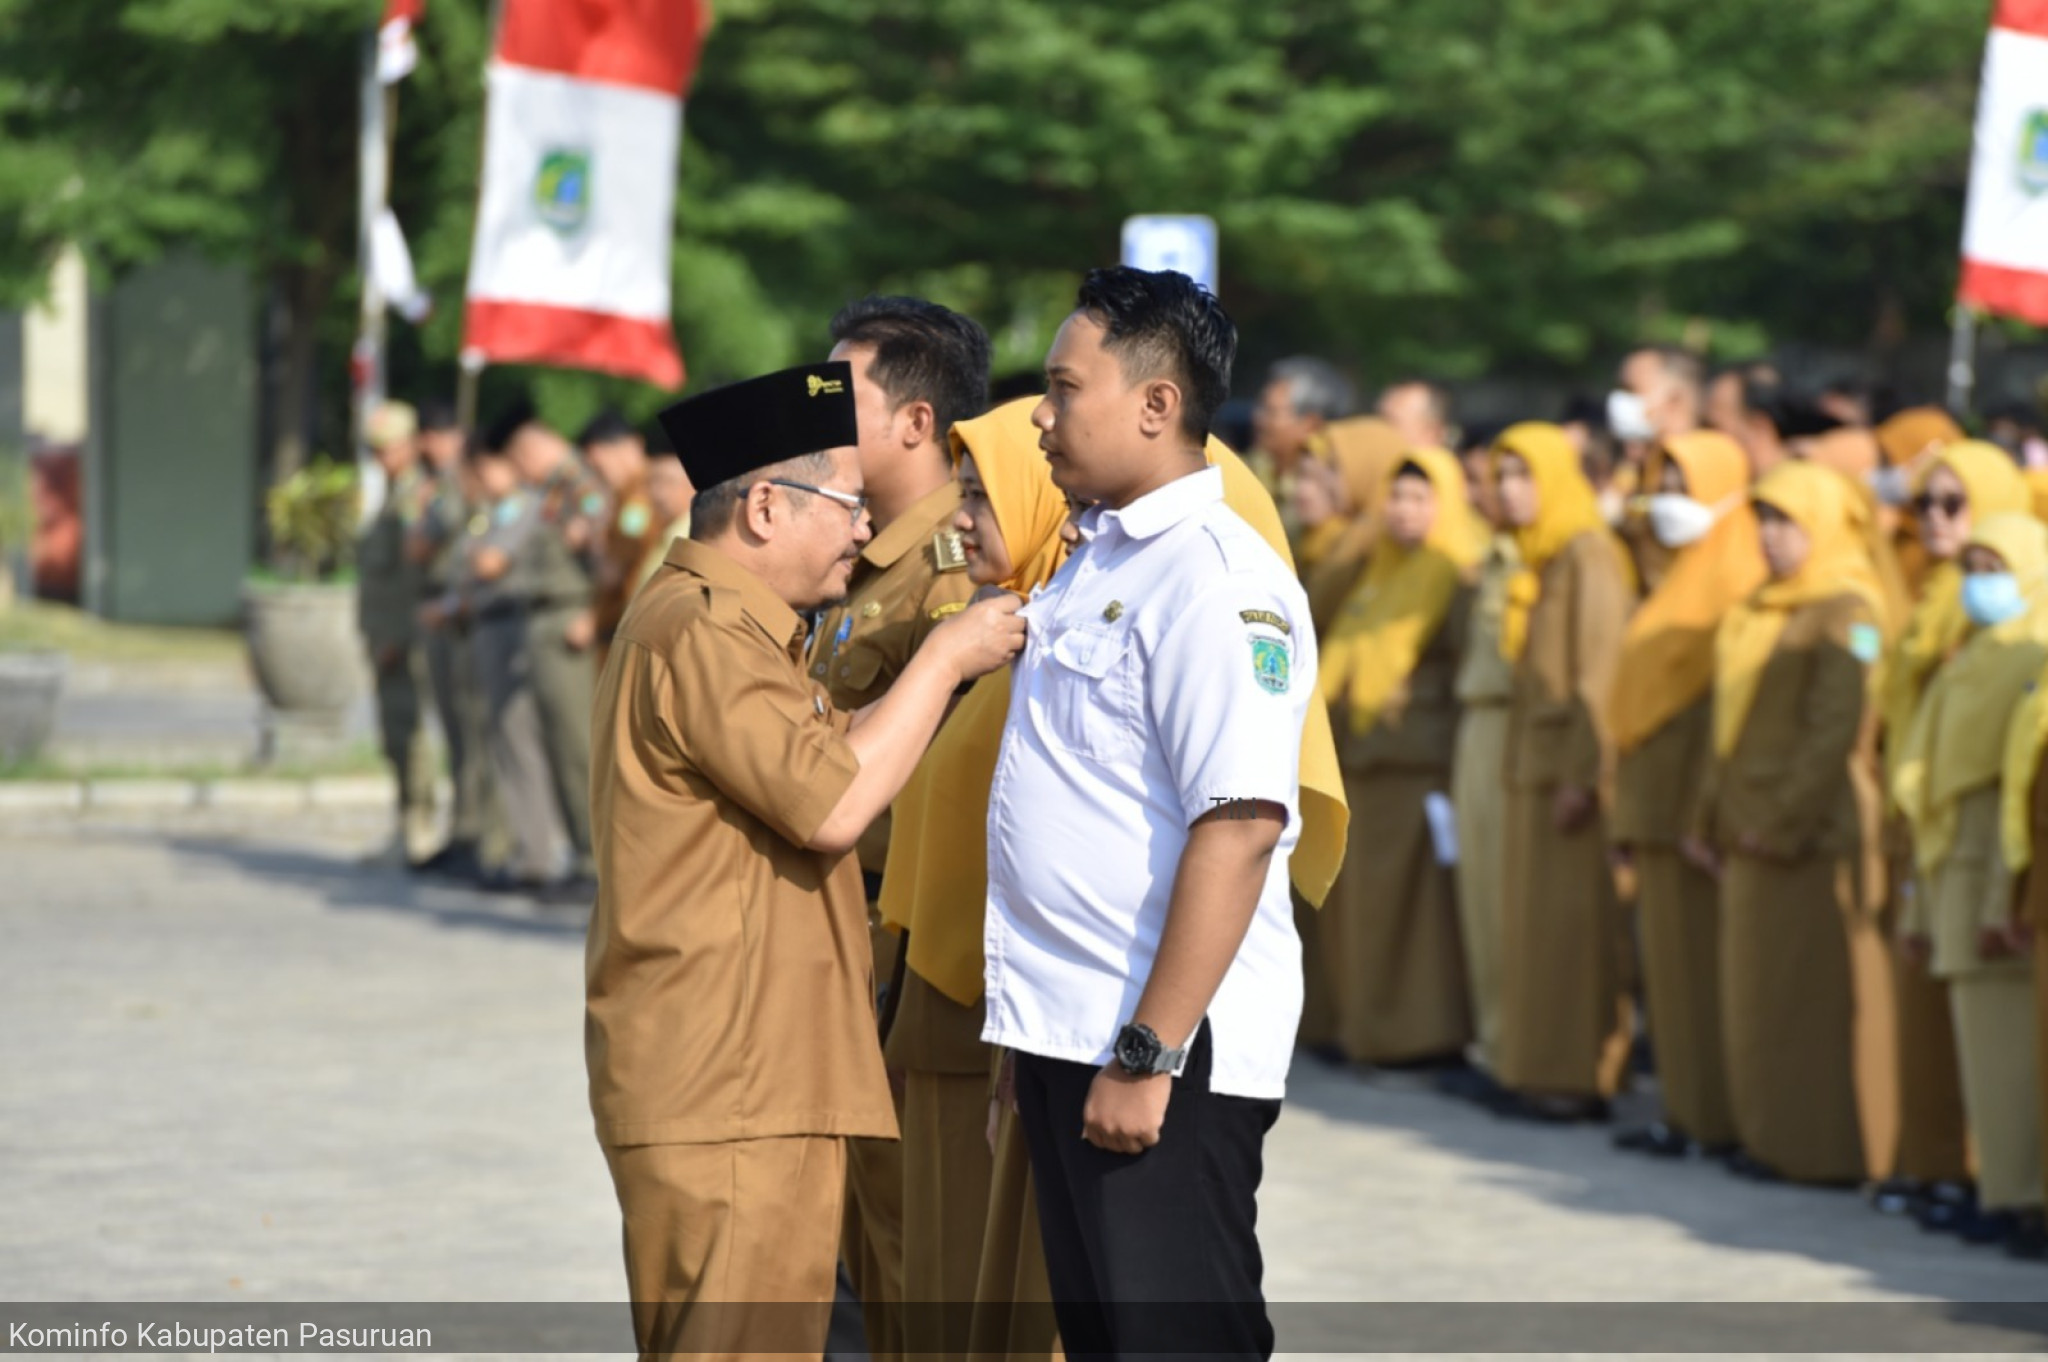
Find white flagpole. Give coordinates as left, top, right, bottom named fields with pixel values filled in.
left=354, top=24, right=391, bottom=523
left=1946, top=303, right=1979, bottom=420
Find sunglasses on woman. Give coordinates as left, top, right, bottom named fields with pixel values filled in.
left=1912, top=491, right=1967, bottom=521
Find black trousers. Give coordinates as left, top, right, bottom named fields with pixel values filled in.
left=1013, top=1023, right=1282, bottom=1361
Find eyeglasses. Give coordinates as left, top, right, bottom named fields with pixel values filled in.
left=1912, top=491, right=1968, bottom=520
left=763, top=478, right=869, bottom=526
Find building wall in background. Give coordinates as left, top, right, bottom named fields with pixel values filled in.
left=24, top=245, right=87, bottom=447
left=86, top=253, right=257, bottom=626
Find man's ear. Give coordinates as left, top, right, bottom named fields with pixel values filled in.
left=899, top=400, right=937, bottom=449
left=1138, top=379, right=1181, bottom=439
left=738, top=481, right=778, bottom=542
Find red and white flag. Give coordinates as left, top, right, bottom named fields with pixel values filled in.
left=377, top=0, right=425, bottom=85
left=1958, top=0, right=2048, bottom=325
left=462, top=0, right=710, bottom=389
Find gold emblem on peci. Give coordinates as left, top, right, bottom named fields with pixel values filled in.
left=806, top=374, right=846, bottom=397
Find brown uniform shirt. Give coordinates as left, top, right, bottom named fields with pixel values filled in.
left=807, top=480, right=975, bottom=876
left=1694, top=593, right=1881, bottom=869
left=585, top=538, right=897, bottom=1147
left=1506, top=532, right=1634, bottom=801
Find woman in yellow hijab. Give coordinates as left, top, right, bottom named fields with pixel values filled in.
left=1488, top=422, right=1639, bottom=1120
left=1896, top=512, right=2048, bottom=1245
left=1293, top=416, right=1410, bottom=631
left=1878, top=437, right=2031, bottom=1206
left=1313, top=448, right=1487, bottom=1066
left=1606, top=430, right=1766, bottom=1158
left=1691, top=459, right=1897, bottom=1185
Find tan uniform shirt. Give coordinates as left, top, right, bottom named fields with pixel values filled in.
left=585, top=539, right=897, bottom=1147
left=1505, top=532, right=1634, bottom=800
left=807, top=480, right=975, bottom=876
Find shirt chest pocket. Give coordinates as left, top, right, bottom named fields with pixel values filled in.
left=1040, top=619, right=1140, bottom=764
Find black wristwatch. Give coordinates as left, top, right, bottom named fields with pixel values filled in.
left=1113, top=1022, right=1186, bottom=1077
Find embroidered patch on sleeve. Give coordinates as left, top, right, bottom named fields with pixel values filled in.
left=1250, top=637, right=1291, bottom=694
left=1847, top=622, right=1882, bottom=665
left=1239, top=608, right=1292, bottom=635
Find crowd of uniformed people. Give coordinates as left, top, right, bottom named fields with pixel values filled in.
left=353, top=281, right=2048, bottom=1360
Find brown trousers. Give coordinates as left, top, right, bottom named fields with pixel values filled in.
left=843, top=923, right=906, bottom=1359
left=1635, top=848, right=1737, bottom=1147
left=603, top=1137, right=846, bottom=1362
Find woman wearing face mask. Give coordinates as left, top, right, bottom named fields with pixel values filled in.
left=1688, top=461, right=1898, bottom=1185
left=1606, top=432, right=1767, bottom=1159
left=1894, top=513, right=2048, bottom=1250
left=1488, top=422, right=1640, bottom=1121
left=1316, top=450, right=1489, bottom=1067
left=1877, top=439, right=2030, bottom=1218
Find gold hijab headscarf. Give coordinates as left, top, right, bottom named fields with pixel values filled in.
left=1881, top=440, right=2035, bottom=781
left=1876, top=407, right=1966, bottom=471
left=1896, top=512, right=2048, bottom=875
left=1714, top=460, right=1894, bottom=758
left=1490, top=421, right=1630, bottom=661
left=1318, top=449, right=1487, bottom=734
left=880, top=408, right=1351, bottom=1006
left=880, top=399, right=1073, bottom=1006
left=1299, top=417, right=1410, bottom=630
left=1609, top=431, right=1767, bottom=753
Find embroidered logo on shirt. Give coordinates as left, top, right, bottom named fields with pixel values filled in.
left=1239, top=608, right=1292, bottom=635
left=807, top=374, right=846, bottom=397
left=930, top=601, right=966, bottom=621
left=1847, top=622, right=1882, bottom=665
left=619, top=503, right=651, bottom=537
left=1250, top=637, right=1291, bottom=694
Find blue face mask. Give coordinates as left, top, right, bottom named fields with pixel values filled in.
left=1962, top=571, right=2027, bottom=627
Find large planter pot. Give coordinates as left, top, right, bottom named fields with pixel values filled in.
left=242, top=580, right=362, bottom=721
left=0, top=649, right=67, bottom=764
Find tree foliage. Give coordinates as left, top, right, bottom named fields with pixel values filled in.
left=0, top=0, right=1995, bottom=447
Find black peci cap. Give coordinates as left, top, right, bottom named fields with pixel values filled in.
left=655, top=362, right=859, bottom=490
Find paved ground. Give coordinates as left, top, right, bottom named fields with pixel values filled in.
left=6, top=813, right=2048, bottom=1357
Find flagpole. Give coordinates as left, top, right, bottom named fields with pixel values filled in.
left=354, top=23, right=390, bottom=522
left=455, top=0, right=505, bottom=436
left=1946, top=303, right=1979, bottom=420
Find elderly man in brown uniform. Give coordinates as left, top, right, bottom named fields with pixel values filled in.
left=804, top=296, right=990, bottom=1357
left=587, top=361, right=1025, bottom=1362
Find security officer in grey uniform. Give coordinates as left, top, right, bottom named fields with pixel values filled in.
left=496, top=399, right=608, bottom=891
left=465, top=406, right=580, bottom=902
left=407, top=400, right=494, bottom=880
left=357, top=400, right=439, bottom=868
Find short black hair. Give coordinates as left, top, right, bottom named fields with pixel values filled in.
left=577, top=407, right=637, bottom=448
left=1074, top=266, right=1236, bottom=442
left=418, top=399, right=460, bottom=433
left=829, top=296, right=993, bottom=439
left=479, top=395, right=539, bottom=454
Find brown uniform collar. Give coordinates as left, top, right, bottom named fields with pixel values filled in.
left=861, top=480, right=963, bottom=569
left=663, top=538, right=807, bottom=656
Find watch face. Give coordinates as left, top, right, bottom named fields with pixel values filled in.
left=1117, top=1026, right=1161, bottom=1073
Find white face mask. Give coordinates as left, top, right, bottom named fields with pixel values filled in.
left=1607, top=389, right=1657, bottom=443
left=1645, top=492, right=1738, bottom=548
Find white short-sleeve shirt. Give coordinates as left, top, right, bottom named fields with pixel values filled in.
left=982, top=464, right=1315, bottom=1100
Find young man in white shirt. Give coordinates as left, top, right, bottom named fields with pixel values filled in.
left=983, top=266, right=1316, bottom=1360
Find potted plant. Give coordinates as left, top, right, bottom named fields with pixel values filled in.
left=242, top=458, right=363, bottom=724
left=0, top=450, right=68, bottom=766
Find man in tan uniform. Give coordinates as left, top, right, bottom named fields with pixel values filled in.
left=356, top=400, right=438, bottom=867
left=806, top=297, right=990, bottom=1357
left=587, top=361, right=1025, bottom=1362
left=579, top=408, right=660, bottom=673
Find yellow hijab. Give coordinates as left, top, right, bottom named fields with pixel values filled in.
left=1896, top=513, right=2048, bottom=874
left=1490, top=422, right=1628, bottom=661
left=879, top=408, right=1350, bottom=1006
left=1880, top=440, right=2035, bottom=782
left=1318, top=449, right=1487, bottom=734
left=1299, top=417, right=1410, bottom=630
left=1714, top=461, right=1893, bottom=758
left=1609, top=431, right=1767, bottom=753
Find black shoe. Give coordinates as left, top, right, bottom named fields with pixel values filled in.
left=1302, top=1041, right=1350, bottom=1070
left=2004, top=1211, right=2048, bottom=1260
left=1914, top=1182, right=1979, bottom=1234
left=1501, top=1093, right=1610, bottom=1125
left=1960, top=1209, right=2022, bottom=1246
left=415, top=841, right=481, bottom=879
left=532, top=875, right=596, bottom=908
left=1696, top=1140, right=1740, bottom=1163
left=1869, top=1177, right=1929, bottom=1217
left=474, top=869, right=541, bottom=896
left=1613, top=1122, right=1692, bottom=1157
left=1725, top=1150, right=1783, bottom=1183
left=1437, top=1066, right=1506, bottom=1105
